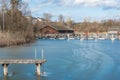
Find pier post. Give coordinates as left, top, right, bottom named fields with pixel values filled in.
left=2, top=64, right=9, bottom=76
left=36, top=63, right=41, bottom=76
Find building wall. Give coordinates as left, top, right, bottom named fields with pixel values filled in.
left=39, top=26, right=59, bottom=36
left=58, top=30, right=74, bottom=34
left=38, top=26, right=74, bottom=38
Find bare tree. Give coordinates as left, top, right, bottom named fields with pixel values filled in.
left=66, top=18, right=74, bottom=28
left=20, top=2, right=31, bottom=16
left=43, top=13, right=52, bottom=23
left=0, top=0, right=34, bottom=39
left=0, top=0, right=10, bottom=9
left=0, top=0, right=10, bottom=31
left=10, top=0, right=21, bottom=10
left=58, top=14, right=64, bottom=23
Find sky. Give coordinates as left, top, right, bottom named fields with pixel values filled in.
left=23, top=0, right=120, bottom=22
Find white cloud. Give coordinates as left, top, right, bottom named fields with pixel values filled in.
left=30, top=2, right=52, bottom=13
left=22, top=0, right=53, bottom=13
left=61, top=0, right=73, bottom=6
left=74, top=0, right=98, bottom=5
left=61, top=0, right=120, bottom=9
left=23, top=0, right=120, bottom=14
left=23, top=0, right=31, bottom=3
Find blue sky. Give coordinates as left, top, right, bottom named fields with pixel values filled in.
left=23, top=0, right=120, bottom=22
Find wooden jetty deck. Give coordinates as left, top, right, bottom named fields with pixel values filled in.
left=0, top=59, right=46, bottom=76
left=0, top=59, right=46, bottom=64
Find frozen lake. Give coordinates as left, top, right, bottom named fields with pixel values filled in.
left=0, top=39, right=120, bottom=80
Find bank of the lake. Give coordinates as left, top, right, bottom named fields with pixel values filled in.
left=0, top=32, right=35, bottom=47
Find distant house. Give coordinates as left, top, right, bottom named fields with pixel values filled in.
left=108, top=26, right=120, bottom=35
left=37, top=25, right=74, bottom=37
left=107, top=26, right=120, bottom=39
left=26, top=17, right=46, bottom=25
left=37, top=17, right=46, bottom=22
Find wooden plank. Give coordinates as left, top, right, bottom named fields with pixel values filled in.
left=0, top=59, right=46, bottom=64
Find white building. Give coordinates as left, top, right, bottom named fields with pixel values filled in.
left=107, top=26, right=120, bottom=39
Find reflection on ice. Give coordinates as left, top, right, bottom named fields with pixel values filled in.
left=73, top=47, right=114, bottom=80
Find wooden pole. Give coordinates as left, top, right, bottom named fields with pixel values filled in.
left=41, top=48, right=44, bottom=76
left=36, top=63, right=41, bottom=76
left=41, top=48, right=44, bottom=59
left=2, top=64, right=9, bottom=76
left=35, top=48, right=37, bottom=59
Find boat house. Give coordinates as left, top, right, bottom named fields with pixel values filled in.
left=37, top=25, right=74, bottom=38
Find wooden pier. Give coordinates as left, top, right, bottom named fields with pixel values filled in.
left=0, top=59, right=46, bottom=76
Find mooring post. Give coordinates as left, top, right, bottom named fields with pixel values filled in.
left=41, top=48, right=44, bottom=76
left=36, top=63, right=41, bottom=76
left=35, top=48, right=37, bottom=59
left=42, top=48, right=44, bottom=59
left=2, top=64, right=9, bottom=76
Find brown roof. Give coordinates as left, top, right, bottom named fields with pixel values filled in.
left=40, top=25, right=74, bottom=31
left=52, top=25, right=74, bottom=31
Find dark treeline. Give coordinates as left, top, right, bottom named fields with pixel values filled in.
left=0, top=0, right=34, bottom=47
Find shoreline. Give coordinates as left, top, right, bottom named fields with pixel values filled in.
left=0, top=32, right=35, bottom=48
left=0, top=39, right=35, bottom=48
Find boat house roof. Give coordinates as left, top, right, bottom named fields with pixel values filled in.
left=39, top=25, right=74, bottom=31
